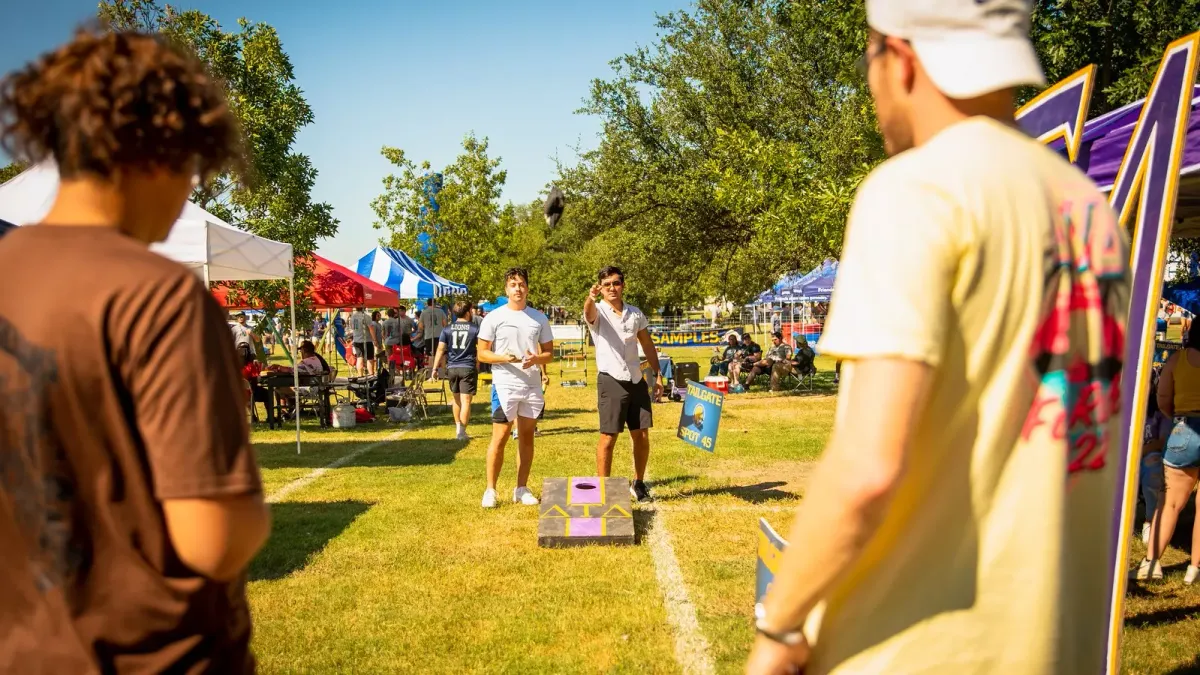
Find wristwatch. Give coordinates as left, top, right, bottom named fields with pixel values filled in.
left=754, top=603, right=805, bottom=646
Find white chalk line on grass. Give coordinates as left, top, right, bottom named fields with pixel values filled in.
left=644, top=505, right=718, bottom=675
left=653, top=503, right=795, bottom=513
left=266, top=429, right=408, bottom=503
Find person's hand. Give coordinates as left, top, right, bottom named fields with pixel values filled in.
left=653, top=379, right=664, bottom=401
left=589, top=283, right=602, bottom=300
left=507, top=353, right=522, bottom=365
left=745, top=633, right=810, bottom=675
left=430, top=369, right=439, bottom=382
left=521, top=350, right=540, bottom=370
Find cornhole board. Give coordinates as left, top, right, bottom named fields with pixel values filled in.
left=538, top=477, right=634, bottom=548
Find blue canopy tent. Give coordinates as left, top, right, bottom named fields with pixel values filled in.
left=1163, top=278, right=1200, bottom=318
left=356, top=246, right=467, bottom=299
left=479, top=295, right=507, bottom=313
left=792, top=260, right=838, bottom=301
left=748, top=259, right=838, bottom=346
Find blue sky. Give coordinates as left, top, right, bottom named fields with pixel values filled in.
left=1, top=0, right=684, bottom=268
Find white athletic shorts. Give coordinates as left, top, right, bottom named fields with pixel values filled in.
left=490, top=385, right=544, bottom=424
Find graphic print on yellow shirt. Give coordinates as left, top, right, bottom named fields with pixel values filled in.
left=1021, top=193, right=1128, bottom=475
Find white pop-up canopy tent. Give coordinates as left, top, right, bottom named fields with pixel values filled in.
left=0, top=162, right=304, bottom=452
left=0, top=162, right=294, bottom=282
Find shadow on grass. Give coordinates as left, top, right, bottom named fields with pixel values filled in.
left=255, top=435, right=465, bottom=470
left=1126, top=601, right=1200, bottom=629
left=648, top=475, right=700, bottom=490
left=659, top=480, right=798, bottom=504
left=251, top=500, right=373, bottom=581
left=1165, top=654, right=1200, bottom=674
left=533, top=426, right=591, bottom=437
left=634, top=508, right=656, bottom=545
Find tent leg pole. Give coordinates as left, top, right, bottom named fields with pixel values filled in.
left=290, top=275, right=301, bottom=455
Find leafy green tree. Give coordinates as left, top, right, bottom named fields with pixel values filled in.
left=99, top=0, right=338, bottom=321
left=372, top=134, right=510, bottom=299
left=558, top=0, right=879, bottom=307
left=0, top=161, right=25, bottom=184
left=1027, top=0, right=1200, bottom=113
left=560, top=0, right=1200, bottom=306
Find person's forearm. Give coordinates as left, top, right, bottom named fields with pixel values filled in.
left=479, top=349, right=514, bottom=365
left=760, top=439, right=900, bottom=633
left=584, top=293, right=599, bottom=324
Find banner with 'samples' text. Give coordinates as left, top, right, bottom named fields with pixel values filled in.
left=651, top=329, right=729, bottom=347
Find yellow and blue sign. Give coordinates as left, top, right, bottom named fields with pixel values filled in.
left=755, top=518, right=788, bottom=606
left=676, top=380, right=724, bottom=452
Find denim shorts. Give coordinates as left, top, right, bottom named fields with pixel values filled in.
left=1164, top=417, right=1200, bottom=469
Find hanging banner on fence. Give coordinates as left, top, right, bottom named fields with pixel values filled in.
left=651, top=329, right=730, bottom=346
left=677, top=380, right=724, bottom=452
left=755, top=518, right=788, bottom=606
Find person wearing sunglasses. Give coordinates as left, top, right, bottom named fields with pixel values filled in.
left=584, top=266, right=662, bottom=501
left=748, top=1, right=1129, bottom=674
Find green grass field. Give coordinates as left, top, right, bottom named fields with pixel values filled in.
left=247, top=347, right=1199, bottom=674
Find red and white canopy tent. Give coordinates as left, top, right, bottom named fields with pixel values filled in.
left=212, top=254, right=399, bottom=309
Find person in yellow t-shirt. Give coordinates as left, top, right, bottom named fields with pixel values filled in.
left=747, top=1, right=1130, bottom=674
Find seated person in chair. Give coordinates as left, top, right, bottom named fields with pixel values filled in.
left=708, top=331, right=742, bottom=377
left=728, top=333, right=762, bottom=386
left=747, top=331, right=792, bottom=389
left=270, top=341, right=329, bottom=414
left=769, top=334, right=818, bottom=391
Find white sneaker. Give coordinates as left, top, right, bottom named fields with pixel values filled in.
left=1142, top=522, right=1151, bottom=546
left=1132, top=558, right=1163, bottom=580
left=513, top=486, right=539, bottom=505
left=456, top=429, right=469, bottom=441
left=1186, top=565, right=1200, bottom=585
left=511, top=428, right=518, bottom=440
left=481, top=488, right=498, bottom=509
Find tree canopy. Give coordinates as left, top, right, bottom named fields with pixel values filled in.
left=99, top=0, right=338, bottom=318
left=370, top=0, right=1200, bottom=310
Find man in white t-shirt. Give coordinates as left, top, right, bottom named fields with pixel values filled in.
left=477, top=267, right=554, bottom=508
left=748, top=2, right=1129, bottom=674
left=583, top=265, right=662, bottom=502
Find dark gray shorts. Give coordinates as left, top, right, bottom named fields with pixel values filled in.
left=446, top=367, right=478, bottom=395
left=598, top=372, right=653, bottom=434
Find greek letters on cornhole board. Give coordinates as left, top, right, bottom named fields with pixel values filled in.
left=755, top=518, right=788, bottom=610
left=538, top=477, right=634, bottom=548
left=677, top=380, right=724, bottom=452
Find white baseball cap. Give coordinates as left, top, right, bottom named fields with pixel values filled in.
left=866, top=0, right=1046, bottom=99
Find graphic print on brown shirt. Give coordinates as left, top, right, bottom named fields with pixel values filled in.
left=0, top=225, right=262, bottom=674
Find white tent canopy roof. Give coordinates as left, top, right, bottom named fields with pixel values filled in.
left=0, top=162, right=293, bottom=281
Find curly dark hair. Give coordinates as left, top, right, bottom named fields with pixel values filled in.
left=0, top=28, right=242, bottom=181
left=504, top=267, right=529, bottom=285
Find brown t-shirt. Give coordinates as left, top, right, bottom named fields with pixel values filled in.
left=0, top=226, right=261, bottom=674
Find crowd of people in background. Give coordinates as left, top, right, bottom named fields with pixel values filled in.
left=1135, top=304, right=1200, bottom=583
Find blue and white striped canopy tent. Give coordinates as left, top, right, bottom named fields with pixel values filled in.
left=356, top=246, right=467, bottom=299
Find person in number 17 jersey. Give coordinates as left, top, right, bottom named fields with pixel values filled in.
left=433, top=301, right=481, bottom=441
